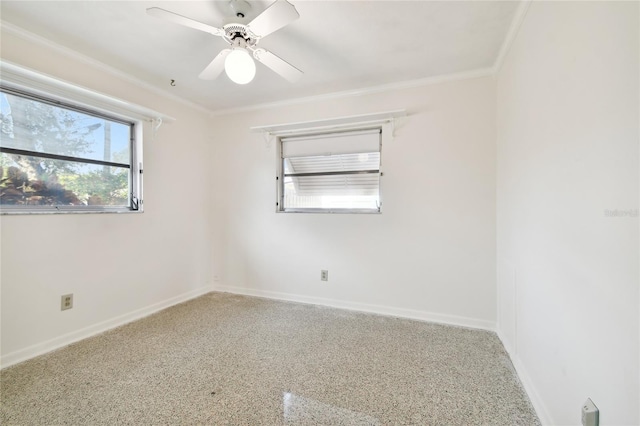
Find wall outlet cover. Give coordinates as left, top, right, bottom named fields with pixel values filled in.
left=581, top=398, right=599, bottom=426
left=61, top=294, right=73, bottom=311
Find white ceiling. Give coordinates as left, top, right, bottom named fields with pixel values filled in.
left=0, top=1, right=520, bottom=113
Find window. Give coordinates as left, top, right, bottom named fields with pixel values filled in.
left=0, top=87, right=141, bottom=213
left=277, top=128, right=382, bottom=213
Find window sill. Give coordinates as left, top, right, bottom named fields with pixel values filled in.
left=0, top=208, right=142, bottom=216
left=278, top=209, right=381, bottom=214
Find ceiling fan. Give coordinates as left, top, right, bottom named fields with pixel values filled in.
left=147, top=0, right=303, bottom=85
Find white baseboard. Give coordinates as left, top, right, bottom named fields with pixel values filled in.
left=1, top=285, right=214, bottom=369
left=496, top=330, right=552, bottom=425
left=212, top=284, right=496, bottom=331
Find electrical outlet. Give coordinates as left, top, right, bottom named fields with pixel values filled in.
left=581, top=398, right=599, bottom=426
left=61, top=294, right=73, bottom=311
left=320, top=270, right=328, bottom=281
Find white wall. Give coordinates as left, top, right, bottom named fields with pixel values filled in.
left=0, top=29, right=215, bottom=366
left=496, top=2, right=639, bottom=425
left=211, top=76, right=497, bottom=329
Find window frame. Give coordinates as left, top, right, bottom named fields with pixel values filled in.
left=0, top=86, right=143, bottom=215
left=275, top=125, right=386, bottom=214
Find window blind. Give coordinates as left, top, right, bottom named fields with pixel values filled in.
left=281, top=129, right=381, bottom=158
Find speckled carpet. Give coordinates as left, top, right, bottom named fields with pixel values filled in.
left=1, top=292, right=539, bottom=425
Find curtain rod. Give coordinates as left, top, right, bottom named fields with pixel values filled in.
left=250, top=109, right=407, bottom=136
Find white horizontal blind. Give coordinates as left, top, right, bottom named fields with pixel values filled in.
left=281, top=129, right=380, bottom=158
left=286, top=152, right=380, bottom=174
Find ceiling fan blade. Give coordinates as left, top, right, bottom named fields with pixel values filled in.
left=147, top=7, right=224, bottom=37
left=247, top=0, right=299, bottom=38
left=199, top=49, right=232, bottom=80
left=252, top=48, right=303, bottom=83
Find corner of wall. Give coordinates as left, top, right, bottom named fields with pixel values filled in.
left=495, top=330, right=552, bottom=425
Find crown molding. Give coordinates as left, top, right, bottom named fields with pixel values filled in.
left=209, top=67, right=495, bottom=117
left=0, top=20, right=213, bottom=116
left=492, top=0, right=532, bottom=74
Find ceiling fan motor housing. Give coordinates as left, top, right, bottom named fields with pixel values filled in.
left=223, top=23, right=258, bottom=47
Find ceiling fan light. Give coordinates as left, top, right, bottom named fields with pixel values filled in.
left=224, top=49, right=256, bottom=84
